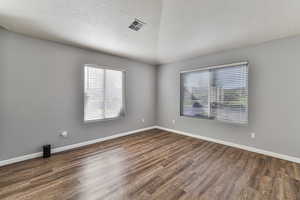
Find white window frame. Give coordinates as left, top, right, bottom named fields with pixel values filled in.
left=180, top=61, right=249, bottom=125
left=83, top=64, right=126, bottom=123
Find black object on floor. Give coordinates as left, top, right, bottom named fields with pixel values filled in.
left=43, top=144, right=51, bottom=158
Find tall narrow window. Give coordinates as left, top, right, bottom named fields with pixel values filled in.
left=180, top=62, right=248, bottom=124
left=84, top=65, right=125, bottom=122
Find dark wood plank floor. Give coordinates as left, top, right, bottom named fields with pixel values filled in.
left=0, top=129, right=300, bottom=200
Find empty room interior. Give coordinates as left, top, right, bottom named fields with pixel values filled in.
left=1, top=0, right=300, bottom=199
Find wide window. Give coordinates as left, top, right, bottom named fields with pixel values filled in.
left=180, top=62, right=248, bottom=124
left=84, top=65, right=125, bottom=122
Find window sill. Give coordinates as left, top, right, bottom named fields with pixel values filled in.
left=84, top=115, right=124, bottom=124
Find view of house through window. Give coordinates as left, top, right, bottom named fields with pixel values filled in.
left=84, top=65, right=125, bottom=122
left=180, top=62, right=248, bottom=124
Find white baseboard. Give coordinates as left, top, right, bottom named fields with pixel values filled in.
left=0, top=152, right=44, bottom=167
left=155, top=126, right=300, bottom=164
left=2, top=125, right=299, bottom=167
left=0, top=126, right=157, bottom=167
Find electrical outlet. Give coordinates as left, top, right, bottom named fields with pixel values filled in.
left=141, top=118, right=145, bottom=123
left=251, top=132, right=256, bottom=139
left=60, top=131, right=68, bottom=138
left=172, top=120, right=176, bottom=124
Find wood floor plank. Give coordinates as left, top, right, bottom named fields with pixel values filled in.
left=0, top=129, right=299, bottom=200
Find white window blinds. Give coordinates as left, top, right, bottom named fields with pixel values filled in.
left=84, top=65, right=125, bottom=122
left=180, top=62, right=248, bottom=124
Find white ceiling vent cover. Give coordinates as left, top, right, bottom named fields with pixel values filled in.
left=129, top=19, right=146, bottom=31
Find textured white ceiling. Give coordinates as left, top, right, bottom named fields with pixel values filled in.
left=0, top=0, right=162, bottom=63
left=1, top=0, right=300, bottom=64
left=158, top=0, right=300, bottom=63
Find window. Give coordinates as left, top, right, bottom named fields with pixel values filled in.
left=84, top=65, right=125, bottom=122
left=180, top=62, right=248, bottom=124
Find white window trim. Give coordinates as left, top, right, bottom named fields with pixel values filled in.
left=180, top=61, right=248, bottom=73
left=83, top=64, right=126, bottom=123
left=179, top=61, right=249, bottom=125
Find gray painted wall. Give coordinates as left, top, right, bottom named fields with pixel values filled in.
left=0, top=29, right=157, bottom=161
left=157, top=36, right=300, bottom=158
left=1, top=27, right=300, bottom=162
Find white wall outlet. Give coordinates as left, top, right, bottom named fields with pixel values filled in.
left=60, top=131, right=68, bottom=138
left=141, top=118, right=145, bottom=123
left=251, top=132, right=256, bottom=139
left=172, top=120, right=176, bottom=124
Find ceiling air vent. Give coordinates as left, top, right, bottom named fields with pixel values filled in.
left=129, top=19, right=146, bottom=31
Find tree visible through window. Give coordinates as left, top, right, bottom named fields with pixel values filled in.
left=180, top=62, right=248, bottom=124
left=84, top=65, right=125, bottom=122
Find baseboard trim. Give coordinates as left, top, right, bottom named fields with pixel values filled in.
left=0, top=126, right=157, bottom=167
left=155, top=126, right=300, bottom=164
left=2, top=126, right=299, bottom=167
